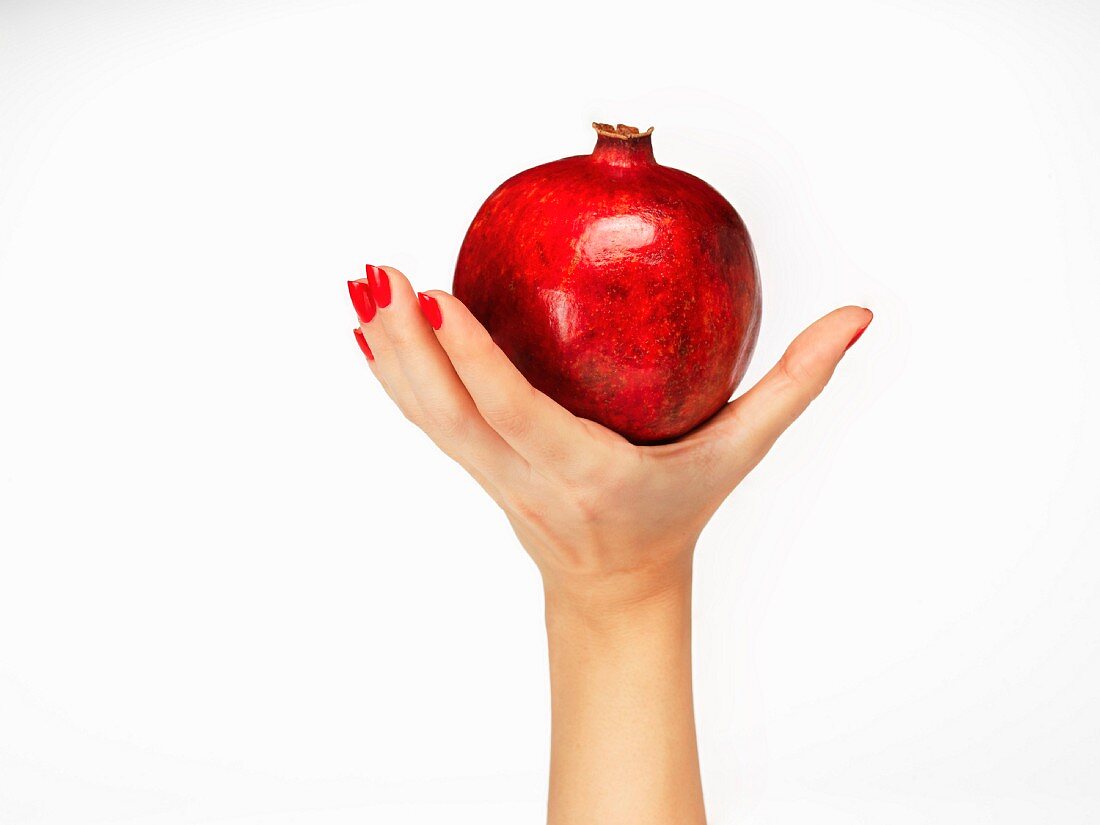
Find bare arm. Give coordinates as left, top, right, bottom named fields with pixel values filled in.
left=545, top=574, right=701, bottom=823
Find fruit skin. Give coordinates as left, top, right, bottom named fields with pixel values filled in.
left=453, top=124, right=761, bottom=444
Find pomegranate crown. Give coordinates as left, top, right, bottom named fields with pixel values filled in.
left=592, top=122, right=655, bottom=140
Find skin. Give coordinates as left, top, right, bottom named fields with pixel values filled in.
left=352, top=265, right=872, bottom=824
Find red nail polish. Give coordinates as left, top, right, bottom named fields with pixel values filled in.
left=347, top=279, right=376, bottom=323
left=353, top=327, right=374, bottom=360
left=417, top=292, right=442, bottom=330
left=367, top=265, right=391, bottom=308
left=845, top=325, right=868, bottom=351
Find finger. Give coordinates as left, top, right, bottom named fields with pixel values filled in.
left=354, top=324, right=507, bottom=503
left=365, top=266, right=528, bottom=483
left=352, top=270, right=522, bottom=502
left=699, top=305, right=872, bottom=477
left=350, top=275, right=424, bottom=420
left=351, top=325, right=405, bottom=408
left=421, top=290, right=620, bottom=479
left=349, top=275, right=410, bottom=409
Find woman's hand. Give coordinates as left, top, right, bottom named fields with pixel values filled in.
left=349, top=263, right=870, bottom=824
left=349, top=264, right=871, bottom=608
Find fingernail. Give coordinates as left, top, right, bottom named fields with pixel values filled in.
left=347, top=279, right=376, bottom=323
left=417, top=292, right=442, bottom=330
left=367, top=265, right=391, bottom=308
left=353, top=327, right=374, bottom=361
left=845, top=312, right=873, bottom=351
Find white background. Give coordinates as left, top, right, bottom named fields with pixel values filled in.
left=2, top=1, right=1098, bottom=822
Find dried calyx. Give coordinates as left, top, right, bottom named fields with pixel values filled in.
left=592, top=122, right=655, bottom=140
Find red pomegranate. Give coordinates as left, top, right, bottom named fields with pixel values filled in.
left=453, top=123, right=761, bottom=444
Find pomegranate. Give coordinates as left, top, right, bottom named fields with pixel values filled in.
left=453, top=123, right=761, bottom=444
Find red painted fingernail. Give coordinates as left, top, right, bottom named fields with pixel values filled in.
left=845, top=312, right=873, bottom=351
left=367, top=265, right=391, bottom=308
left=347, top=279, right=376, bottom=323
left=845, top=327, right=867, bottom=351
left=417, top=292, right=442, bottom=330
left=353, top=327, right=374, bottom=360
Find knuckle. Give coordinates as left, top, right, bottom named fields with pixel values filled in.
left=399, top=405, right=420, bottom=426
left=482, top=401, right=531, bottom=440
left=385, top=324, right=415, bottom=349
left=449, top=322, right=495, bottom=365
left=566, top=463, right=630, bottom=525
left=570, top=490, right=602, bottom=524
left=468, top=325, right=499, bottom=359
left=558, top=458, right=603, bottom=495
left=502, top=491, right=545, bottom=527
left=423, top=403, right=469, bottom=440
left=777, top=353, right=823, bottom=394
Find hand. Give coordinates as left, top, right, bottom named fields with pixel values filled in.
left=348, top=264, right=871, bottom=608
left=349, top=263, right=871, bottom=824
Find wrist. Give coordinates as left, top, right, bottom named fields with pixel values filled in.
left=541, top=554, right=694, bottom=633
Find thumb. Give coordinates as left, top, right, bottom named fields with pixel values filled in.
left=703, top=305, right=872, bottom=476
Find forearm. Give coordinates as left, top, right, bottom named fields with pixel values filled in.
left=543, top=559, right=704, bottom=825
